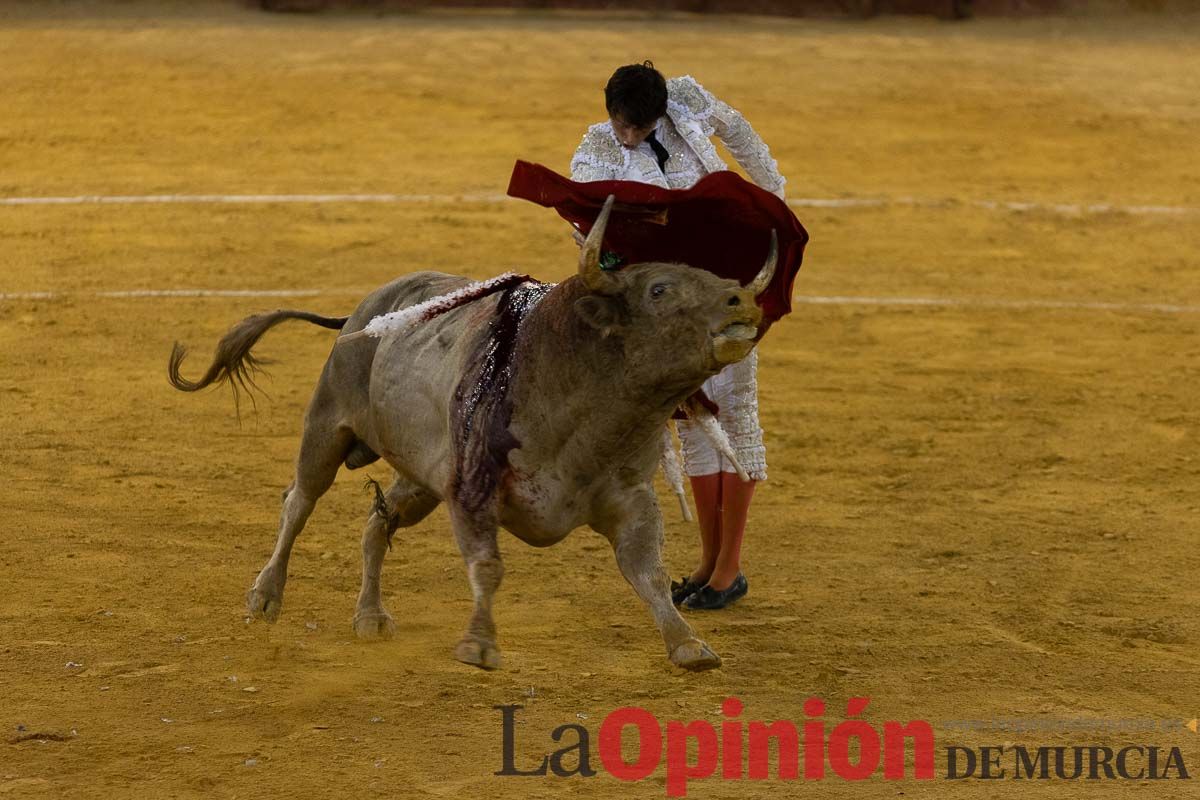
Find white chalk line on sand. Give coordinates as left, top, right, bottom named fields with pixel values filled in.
left=0, top=192, right=1197, bottom=217
left=0, top=289, right=332, bottom=300
left=2, top=289, right=1197, bottom=316
left=0, top=193, right=512, bottom=206
left=789, top=295, right=1200, bottom=315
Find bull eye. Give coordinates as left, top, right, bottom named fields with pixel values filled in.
left=728, top=296, right=741, bottom=307
left=650, top=283, right=668, bottom=299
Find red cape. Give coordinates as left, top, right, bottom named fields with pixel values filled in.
left=506, top=160, right=808, bottom=327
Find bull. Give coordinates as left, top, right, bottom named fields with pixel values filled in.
left=168, top=196, right=775, bottom=671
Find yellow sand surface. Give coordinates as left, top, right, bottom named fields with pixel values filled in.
left=1, top=2, right=1198, bottom=797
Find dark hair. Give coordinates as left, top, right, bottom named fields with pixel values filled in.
left=604, top=61, right=667, bottom=128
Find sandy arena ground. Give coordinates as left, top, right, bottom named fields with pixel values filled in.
left=1, top=2, right=1198, bottom=797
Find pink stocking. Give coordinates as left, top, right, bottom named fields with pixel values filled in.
left=708, top=472, right=756, bottom=590
left=687, top=473, right=722, bottom=584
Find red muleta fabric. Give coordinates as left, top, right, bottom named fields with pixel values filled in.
left=506, top=159, right=809, bottom=333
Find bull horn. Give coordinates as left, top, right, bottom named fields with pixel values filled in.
left=579, top=195, right=616, bottom=291
left=746, top=229, right=778, bottom=297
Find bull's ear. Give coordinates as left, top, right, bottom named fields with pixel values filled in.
left=574, top=295, right=625, bottom=336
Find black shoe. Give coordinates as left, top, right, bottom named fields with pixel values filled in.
left=682, top=574, right=748, bottom=610
left=671, top=575, right=704, bottom=606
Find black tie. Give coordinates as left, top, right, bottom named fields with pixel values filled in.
left=645, top=130, right=670, bottom=174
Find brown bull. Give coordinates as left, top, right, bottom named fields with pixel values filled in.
left=168, top=196, right=775, bottom=671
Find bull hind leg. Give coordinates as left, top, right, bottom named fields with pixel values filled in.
left=353, top=475, right=440, bottom=640
left=246, top=409, right=354, bottom=622
left=447, top=504, right=504, bottom=670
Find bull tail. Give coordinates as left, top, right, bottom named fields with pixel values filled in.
left=168, top=309, right=348, bottom=412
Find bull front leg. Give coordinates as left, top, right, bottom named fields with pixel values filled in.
left=599, top=485, right=722, bottom=671
left=447, top=503, right=504, bottom=670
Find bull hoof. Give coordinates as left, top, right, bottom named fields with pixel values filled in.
left=352, top=610, right=397, bottom=640
left=454, top=637, right=502, bottom=670
left=246, top=585, right=283, bottom=622
left=669, top=638, right=722, bottom=671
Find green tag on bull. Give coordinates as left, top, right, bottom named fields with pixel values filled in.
left=599, top=251, right=625, bottom=272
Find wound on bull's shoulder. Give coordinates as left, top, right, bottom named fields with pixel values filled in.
left=450, top=281, right=553, bottom=513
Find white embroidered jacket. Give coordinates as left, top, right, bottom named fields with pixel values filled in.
left=569, top=75, right=786, bottom=197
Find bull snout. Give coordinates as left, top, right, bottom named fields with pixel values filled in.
left=724, top=286, right=762, bottom=313
left=710, top=287, right=764, bottom=365
left=716, top=287, right=763, bottom=328
left=710, top=229, right=777, bottom=364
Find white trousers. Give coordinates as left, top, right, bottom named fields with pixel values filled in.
left=675, top=349, right=767, bottom=481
